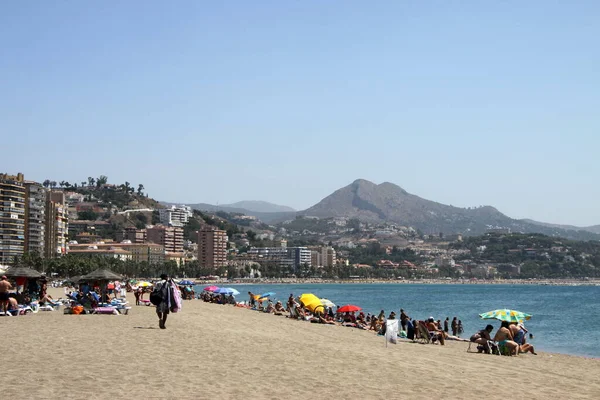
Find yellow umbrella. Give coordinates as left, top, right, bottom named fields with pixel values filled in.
left=137, top=281, right=153, bottom=287
left=299, top=293, right=323, bottom=313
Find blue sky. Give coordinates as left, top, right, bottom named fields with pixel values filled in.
left=1, top=1, right=598, bottom=226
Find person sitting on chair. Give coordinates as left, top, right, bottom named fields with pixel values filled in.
left=426, top=317, right=446, bottom=345
left=494, top=321, right=519, bottom=356
left=470, top=324, right=495, bottom=353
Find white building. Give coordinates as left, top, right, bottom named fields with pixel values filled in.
left=159, top=205, right=193, bottom=227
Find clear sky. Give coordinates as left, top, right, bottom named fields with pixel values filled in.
left=1, top=1, right=598, bottom=226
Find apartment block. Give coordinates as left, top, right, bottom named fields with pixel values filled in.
left=310, top=246, right=337, bottom=267
left=159, top=205, right=193, bottom=227
left=24, top=181, right=47, bottom=255
left=197, top=227, right=228, bottom=270
left=246, top=246, right=311, bottom=272
left=116, top=227, right=147, bottom=243
left=0, top=173, right=26, bottom=264
left=147, top=225, right=184, bottom=253
left=45, top=191, right=68, bottom=258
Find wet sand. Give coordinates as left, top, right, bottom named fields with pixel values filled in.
left=1, top=288, right=599, bottom=399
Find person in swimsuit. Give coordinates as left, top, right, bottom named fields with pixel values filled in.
left=470, top=324, right=494, bottom=353
left=494, top=321, right=519, bottom=356
left=0, top=276, right=14, bottom=314
left=510, top=323, right=537, bottom=355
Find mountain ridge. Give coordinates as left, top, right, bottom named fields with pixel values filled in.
left=300, top=179, right=600, bottom=240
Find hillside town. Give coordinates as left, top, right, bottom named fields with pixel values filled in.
left=2, top=172, right=599, bottom=280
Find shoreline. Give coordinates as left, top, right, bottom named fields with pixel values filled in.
left=204, top=278, right=600, bottom=286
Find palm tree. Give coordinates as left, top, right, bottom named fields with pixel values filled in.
left=137, top=184, right=144, bottom=196
left=42, top=179, right=51, bottom=188
left=50, top=181, right=57, bottom=188
left=88, top=177, right=96, bottom=187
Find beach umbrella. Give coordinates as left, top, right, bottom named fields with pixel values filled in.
left=259, top=292, right=276, bottom=299
left=137, top=281, right=153, bottom=287
left=479, top=309, right=532, bottom=323
left=299, top=293, right=323, bottom=312
left=213, top=287, right=239, bottom=295
left=178, top=280, right=195, bottom=286
left=225, top=288, right=240, bottom=296
left=319, top=298, right=336, bottom=308
left=80, top=269, right=122, bottom=281
left=4, top=266, right=42, bottom=279
left=203, top=285, right=219, bottom=292
left=338, top=304, right=362, bottom=313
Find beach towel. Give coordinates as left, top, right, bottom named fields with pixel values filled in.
left=385, top=319, right=399, bottom=345
left=169, top=280, right=182, bottom=313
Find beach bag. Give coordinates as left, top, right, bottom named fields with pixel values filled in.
left=150, top=286, right=163, bottom=306
left=169, top=280, right=182, bottom=313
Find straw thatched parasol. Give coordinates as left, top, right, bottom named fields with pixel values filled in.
left=79, top=269, right=122, bottom=282
left=4, top=266, right=43, bottom=279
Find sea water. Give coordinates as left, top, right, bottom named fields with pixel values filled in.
left=196, top=283, right=600, bottom=358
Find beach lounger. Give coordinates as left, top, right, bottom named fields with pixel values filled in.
left=92, top=307, right=119, bottom=315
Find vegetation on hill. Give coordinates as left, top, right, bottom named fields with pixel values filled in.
left=449, top=233, right=600, bottom=278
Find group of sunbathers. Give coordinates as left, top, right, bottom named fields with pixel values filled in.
left=470, top=321, right=536, bottom=356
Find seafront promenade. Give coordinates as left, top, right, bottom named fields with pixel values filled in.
left=2, top=287, right=599, bottom=399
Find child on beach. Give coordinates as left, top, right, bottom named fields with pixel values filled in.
left=457, top=320, right=464, bottom=336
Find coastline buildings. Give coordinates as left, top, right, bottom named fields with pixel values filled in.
left=197, top=226, right=228, bottom=270
left=310, top=246, right=336, bottom=268
left=159, top=205, right=193, bottom=227
left=45, top=191, right=68, bottom=258
left=0, top=173, right=26, bottom=264
left=24, top=181, right=46, bottom=254
left=146, top=225, right=184, bottom=253
left=245, top=246, right=311, bottom=273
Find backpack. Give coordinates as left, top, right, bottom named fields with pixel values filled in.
left=150, top=286, right=163, bottom=306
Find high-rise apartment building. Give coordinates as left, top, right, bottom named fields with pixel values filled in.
left=45, top=191, right=68, bottom=258
left=159, top=205, right=193, bottom=227
left=197, top=227, right=228, bottom=270
left=310, top=246, right=337, bottom=267
left=24, top=181, right=46, bottom=255
left=147, top=225, right=184, bottom=253
left=116, top=227, right=147, bottom=243
left=0, top=173, right=26, bottom=264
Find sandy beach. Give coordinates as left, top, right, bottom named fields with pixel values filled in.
left=1, top=287, right=599, bottom=400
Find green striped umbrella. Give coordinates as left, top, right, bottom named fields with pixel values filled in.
left=479, top=309, right=532, bottom=323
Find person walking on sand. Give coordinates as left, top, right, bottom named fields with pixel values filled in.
left=0, top=276, right=13, bottom=314
left=444, top=317, right=449, bottom=333
left=154, top=274, right=171, bottom=329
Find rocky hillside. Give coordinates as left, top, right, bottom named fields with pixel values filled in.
left=301, top=179, right=600, bottom=240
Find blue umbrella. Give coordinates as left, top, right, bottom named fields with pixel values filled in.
left=259, top=292, right=276, bottom=299
left=225, top=288, right=241, bottom=296
left=213, top=287, right=240, bottom=296
left=178, top=280, right=195, bottom=286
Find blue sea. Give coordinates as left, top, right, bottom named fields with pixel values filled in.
left=196, top=283, right=600, bottom=358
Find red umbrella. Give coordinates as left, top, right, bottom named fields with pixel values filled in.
left=338, top=304, right=362, bottom=313
left=203, top=285, right=219, bottom=292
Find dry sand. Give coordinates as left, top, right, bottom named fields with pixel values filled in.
left=1, top=287, right=599, bottom=400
